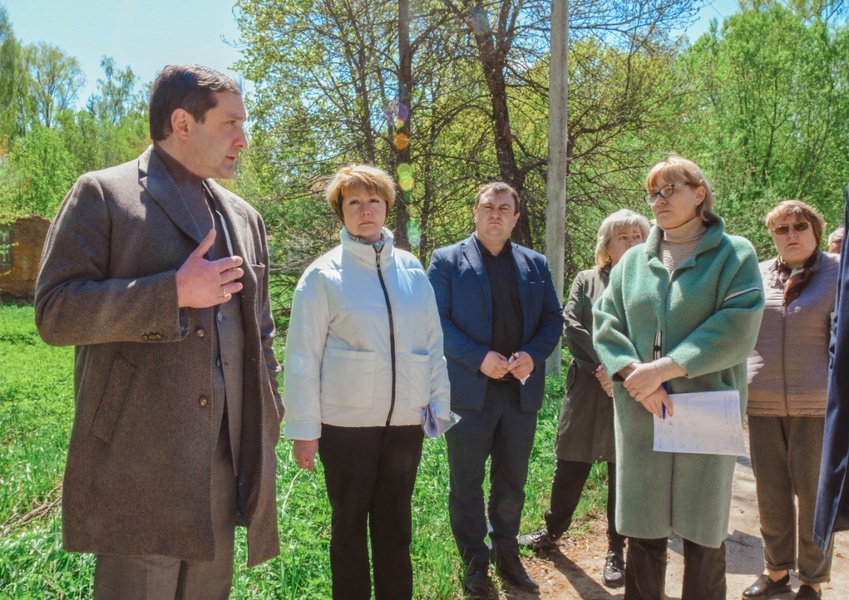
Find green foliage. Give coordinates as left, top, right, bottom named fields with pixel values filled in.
left=0, top=6, right=148, bottom=222
left=0, top=305, right=83, bottom=599
left=22, top=42, right=85, bottom=130
left=86, top=56, right=146, bottom=126
left=0, top=304, right=596, bottom=598
left=0, top=124, right=77, bottom=218
left=0, top=6, right=28, bottom=144
left=677, top=2, right=849, bottom=257
left=233, top=0, right=707, bottom=284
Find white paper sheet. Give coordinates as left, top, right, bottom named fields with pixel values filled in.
left=652, top=390, right=747, bottom=457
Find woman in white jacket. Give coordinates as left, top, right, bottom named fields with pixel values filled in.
left=283, top=164, right=451, bottom=600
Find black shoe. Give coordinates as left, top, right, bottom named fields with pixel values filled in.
left=602, top=550, right=625, bottom=588
left=463, top=562, right=490, bottom=599
left=495, top=553, right=540, bottom=594
left=517, top=529, right=559, bottom=552
left=742, top=574, right=791, bottom=599
left=795, top=585, right=822, bottom=600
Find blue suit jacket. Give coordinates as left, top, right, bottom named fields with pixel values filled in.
left=427, top=234, right=563, bottom=411
left=814, top=186, right=849, bottom=551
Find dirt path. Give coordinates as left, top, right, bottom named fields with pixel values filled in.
left=506, top=426, right=849, bottom=599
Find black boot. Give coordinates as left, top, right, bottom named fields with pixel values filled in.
left=602, top=549, right=625, bottom=588
left=494, top=553, right=540, bottom=594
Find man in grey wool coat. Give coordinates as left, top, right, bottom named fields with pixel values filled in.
left=34, top=64, right=283, bottom=599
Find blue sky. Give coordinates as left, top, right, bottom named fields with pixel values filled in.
left=5, top=0, right=245, bottom=106
left=5, top=0, right=740, bottom=110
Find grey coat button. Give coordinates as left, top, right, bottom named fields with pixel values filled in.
left=195, top=328, right=206, bottom=338
left=198, top=396, right=208, bottom=407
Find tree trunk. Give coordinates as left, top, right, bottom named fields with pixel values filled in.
left=461, top=2, right=532, bottom=248
left=393, top=0, right=413, bottom=251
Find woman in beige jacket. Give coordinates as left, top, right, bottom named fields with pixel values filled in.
left=745, top=200, right=838, bottom=600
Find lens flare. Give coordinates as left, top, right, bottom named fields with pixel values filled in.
left=396, top=102, right=410, bottom=122
left=394, top=133, right=410, bottom=151
left=384, top=101, right=398, bottom=123
left=399, top=176, right=415, bottom=192
left=407, top=220, right=421, bottom=248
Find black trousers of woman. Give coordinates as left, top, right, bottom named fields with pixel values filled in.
left=545, top=459, right=625, bottom=554
left=625, top=537, right=726, bottom=600
left=321, top=424, right=424, bottom=600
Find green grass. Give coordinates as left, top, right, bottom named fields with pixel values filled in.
left=0, top=305, right=608, bottom=598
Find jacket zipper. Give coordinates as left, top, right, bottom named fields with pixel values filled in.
left=373, top=241, right=397, bottom=427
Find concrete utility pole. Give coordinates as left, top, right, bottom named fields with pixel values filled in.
left=545, top=0, right=568, bottom=376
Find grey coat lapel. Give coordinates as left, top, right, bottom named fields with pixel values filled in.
left=138, top=147, right=204, bottom=245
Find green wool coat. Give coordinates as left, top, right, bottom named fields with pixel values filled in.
left=592, top=215, right=764, bottom=548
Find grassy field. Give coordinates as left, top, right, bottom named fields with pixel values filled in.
left=0, top=304, right=608, bottom=599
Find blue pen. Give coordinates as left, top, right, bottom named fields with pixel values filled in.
left=661, top=382, right=669, bottom=419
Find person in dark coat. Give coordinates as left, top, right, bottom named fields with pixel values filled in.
left=519, top=209, right=649, bottom=589
left=814, top=186, right=849, bottom=560
left=427, top=182, right=563, bottom=598
left=34, top=65, right=282, bottom=599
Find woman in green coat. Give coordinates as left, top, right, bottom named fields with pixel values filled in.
left=593, top=156, right=765, bottom=600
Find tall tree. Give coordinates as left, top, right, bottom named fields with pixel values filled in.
left=0, top=5, right=28, bottom=145
left=235, top=0, right=474, bottom=262
left=676, top=1, right=849, bottom=254
left=23, top=42, right=84, bottom=128
left=235, top=0, right=702, bottom=284
left=438, top=0, right=702, bottom=250
left=441, top=0, right=537, bottom=246
left=87, top=56, right=144, bottom=125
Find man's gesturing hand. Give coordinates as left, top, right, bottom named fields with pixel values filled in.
left=176, top=230, right=244, bottom=308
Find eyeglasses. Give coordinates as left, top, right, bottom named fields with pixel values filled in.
left=645, top=183, right=690, bottom=204
left=771, top=222, right=810, bottom=236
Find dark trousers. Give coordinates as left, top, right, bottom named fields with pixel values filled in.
left=93, top=421, right=237, bottom=600
left=546, top=459, right=625, bottom=554
left=625, top=537, right=726, bottom=600
left=320, top=424, right=424, bottom=600
left=446, top=382, right=537, bottom=565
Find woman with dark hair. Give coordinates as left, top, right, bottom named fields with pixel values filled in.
left=283, top=164, right=450, bottom=599
left=743, top=200, right=837, bottom=600
left=593, top=155, right=764, bottom=599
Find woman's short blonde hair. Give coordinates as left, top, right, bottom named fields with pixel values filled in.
left=645, top=155, right=714, bottom=221
left=765, top=200, right=826, bottom=248
left=594, top=209, right=651, bottom=271
left=325, top=164, right=396, bottom=222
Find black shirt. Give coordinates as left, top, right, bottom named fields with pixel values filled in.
left=476, top=236, right=524, bottom=382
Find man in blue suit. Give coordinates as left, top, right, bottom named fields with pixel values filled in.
left=427, top=182, right=562, bottom=597
left=814, top=184, right=849, bottom=554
